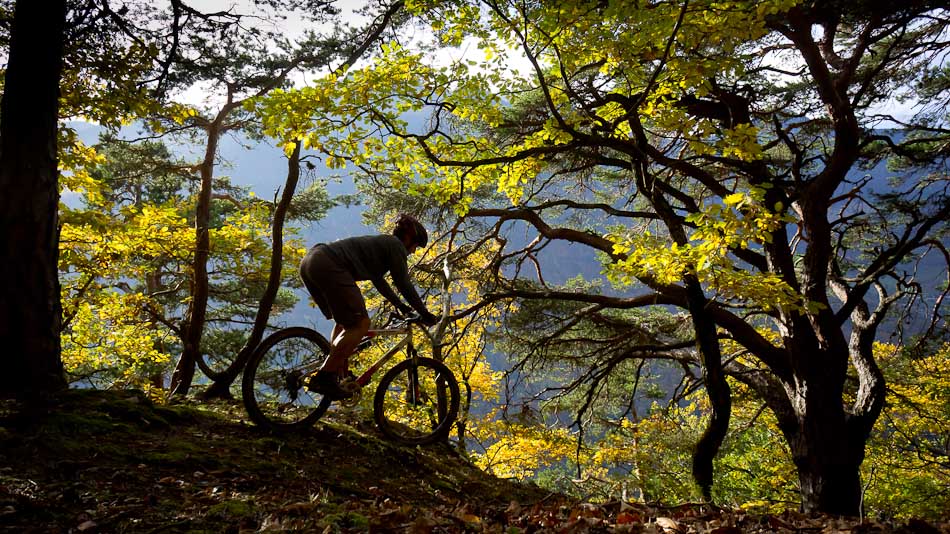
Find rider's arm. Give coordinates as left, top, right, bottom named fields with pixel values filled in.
left=388, top=256, right=429, bottom=315
left=371, top=277, right=413, bottom=316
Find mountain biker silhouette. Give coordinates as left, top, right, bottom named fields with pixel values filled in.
left=299, top=213, right=438, bottom=398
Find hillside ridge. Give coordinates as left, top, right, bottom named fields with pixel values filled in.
left=1, top=390, right=946, bottom=533
left=0, top=390, right=553, bottom=532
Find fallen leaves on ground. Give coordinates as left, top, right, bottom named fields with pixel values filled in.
left=0, top=390, right=947, bottom=533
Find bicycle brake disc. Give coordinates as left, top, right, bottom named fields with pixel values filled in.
left=285, top=370, right=303, bottom=401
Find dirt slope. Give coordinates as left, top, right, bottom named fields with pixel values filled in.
left=0, top=390, right=553, bottom=532
left=2, top=390, right=947, bottom=533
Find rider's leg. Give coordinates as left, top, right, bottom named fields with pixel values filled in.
left=321, top=315, right=370, bottom=375
left=329, top=323, right=350, bottom=377
left=330, top=322, right=344, bottom=346
left=300, top=246, right=335, bottom=321
left=300, top=245, right=367, bottom=391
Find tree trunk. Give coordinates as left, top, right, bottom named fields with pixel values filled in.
left=640, top=161, right=732, bottom=501
left=169, top=121, right=222, bottom=397
left=764, top=337, right=869, bottom=516
left=794, top=438, right=863, bottom=516
left=739, top=326, right=878, bottom=518
left=684, top=278, right=731, bottom=502
left=0, top=0, right=68, bottom=398
left=201, top=142, right=302, bottom=399
left=787, top=398, right=866, bottom=515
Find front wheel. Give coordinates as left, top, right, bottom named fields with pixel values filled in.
left=373, top=357, right=460, bottom=445
left=242, top=327, right=333, bottom=432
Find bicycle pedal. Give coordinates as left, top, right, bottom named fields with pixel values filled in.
left=338, top=387, right=361, bottom=408
left=339, top=378, right=360, bottom=395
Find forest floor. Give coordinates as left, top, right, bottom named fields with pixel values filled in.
left=0, top=389, right=947, bottom=533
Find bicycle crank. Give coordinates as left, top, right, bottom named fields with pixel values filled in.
left=338, top=379, right=362, bottom=408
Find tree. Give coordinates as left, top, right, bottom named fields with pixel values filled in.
left=197, top=141, right=309, bottom=399
left=0, top=0, right=320, bottom=398
left=59, top=137, right=193, bottom=391
left=117, top=1, right=357, bottom=397
left=159, top=40, right=324, bottom=396
left=259, top=0, right=950, bottom=515
left=0, top=0, right=68, bottom=397
left=1, top=0, right=405, bottom=398
left=196, top=0, right=409, bottom=398
left=58, top=135, right=308, bottom=393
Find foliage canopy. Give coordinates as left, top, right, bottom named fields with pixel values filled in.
left=256, top=0, right=950, bottom=516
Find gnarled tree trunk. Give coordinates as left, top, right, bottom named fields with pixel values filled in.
left=744, top=306, right=885, bottom=516
left=789, top=415, right=866, bottom=515
left=0, top=0, right=68, bottom=398
left=770, top=367, right=869, bottom=515
left=169, top=117, right=225, bottom=397
left=201, top=142, right=302, bottom=399
left=685, top=278, right=732, bottom=503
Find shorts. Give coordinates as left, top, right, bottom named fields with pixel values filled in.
left=299, top=244, right=367, bottom=327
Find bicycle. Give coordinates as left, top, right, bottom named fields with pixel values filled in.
left=241, top=315, right=460, bottom=445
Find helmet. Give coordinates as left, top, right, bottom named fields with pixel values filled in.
left=411, top=219, right=428, bottom=248
left=394, top=214, right=428, bottom=249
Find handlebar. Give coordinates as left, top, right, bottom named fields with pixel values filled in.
left=363, top=311, right=448, bottom=350
left=386, top=312, right=426, bottom=327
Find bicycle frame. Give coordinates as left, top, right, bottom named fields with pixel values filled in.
left=290, top=320, right=421, bottom=389
left=352, top=322, right=418, bottom=387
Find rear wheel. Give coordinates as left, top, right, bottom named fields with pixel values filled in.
left=242, top=327, right=333, bottom=431
left=373, top=357, right=460, bottom=445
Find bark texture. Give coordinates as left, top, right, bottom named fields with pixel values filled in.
left=0, top=0, right=68, bottom=397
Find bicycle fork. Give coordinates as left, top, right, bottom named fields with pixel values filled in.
left=403, top=345, right=449, bottom=423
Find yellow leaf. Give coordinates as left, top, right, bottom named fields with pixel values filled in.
left=723, top=193, right=744, bottom=206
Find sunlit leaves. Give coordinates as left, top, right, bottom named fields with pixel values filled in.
left=58, top=140, right=307, bottom=389
left=605, top=190, right=797, bottom=310
left=61, top=290, right=171, bottom=392
left=59, top=128, right=108, bottom=205
left=864, top=342, right=950, bottom=517
left=60, top=202, right=189, bottom=389
left=473, top=417, right=577, bottom=479
left=253, top=39, right=507, bottom=214
left=719, top=123, right=764, bottom=162
left=60, top=203, right=192, bottom=281
left=60, top=40, right=161, bottom=129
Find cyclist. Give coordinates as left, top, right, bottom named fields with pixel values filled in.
left=299, top=213, right=439, bottom=398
